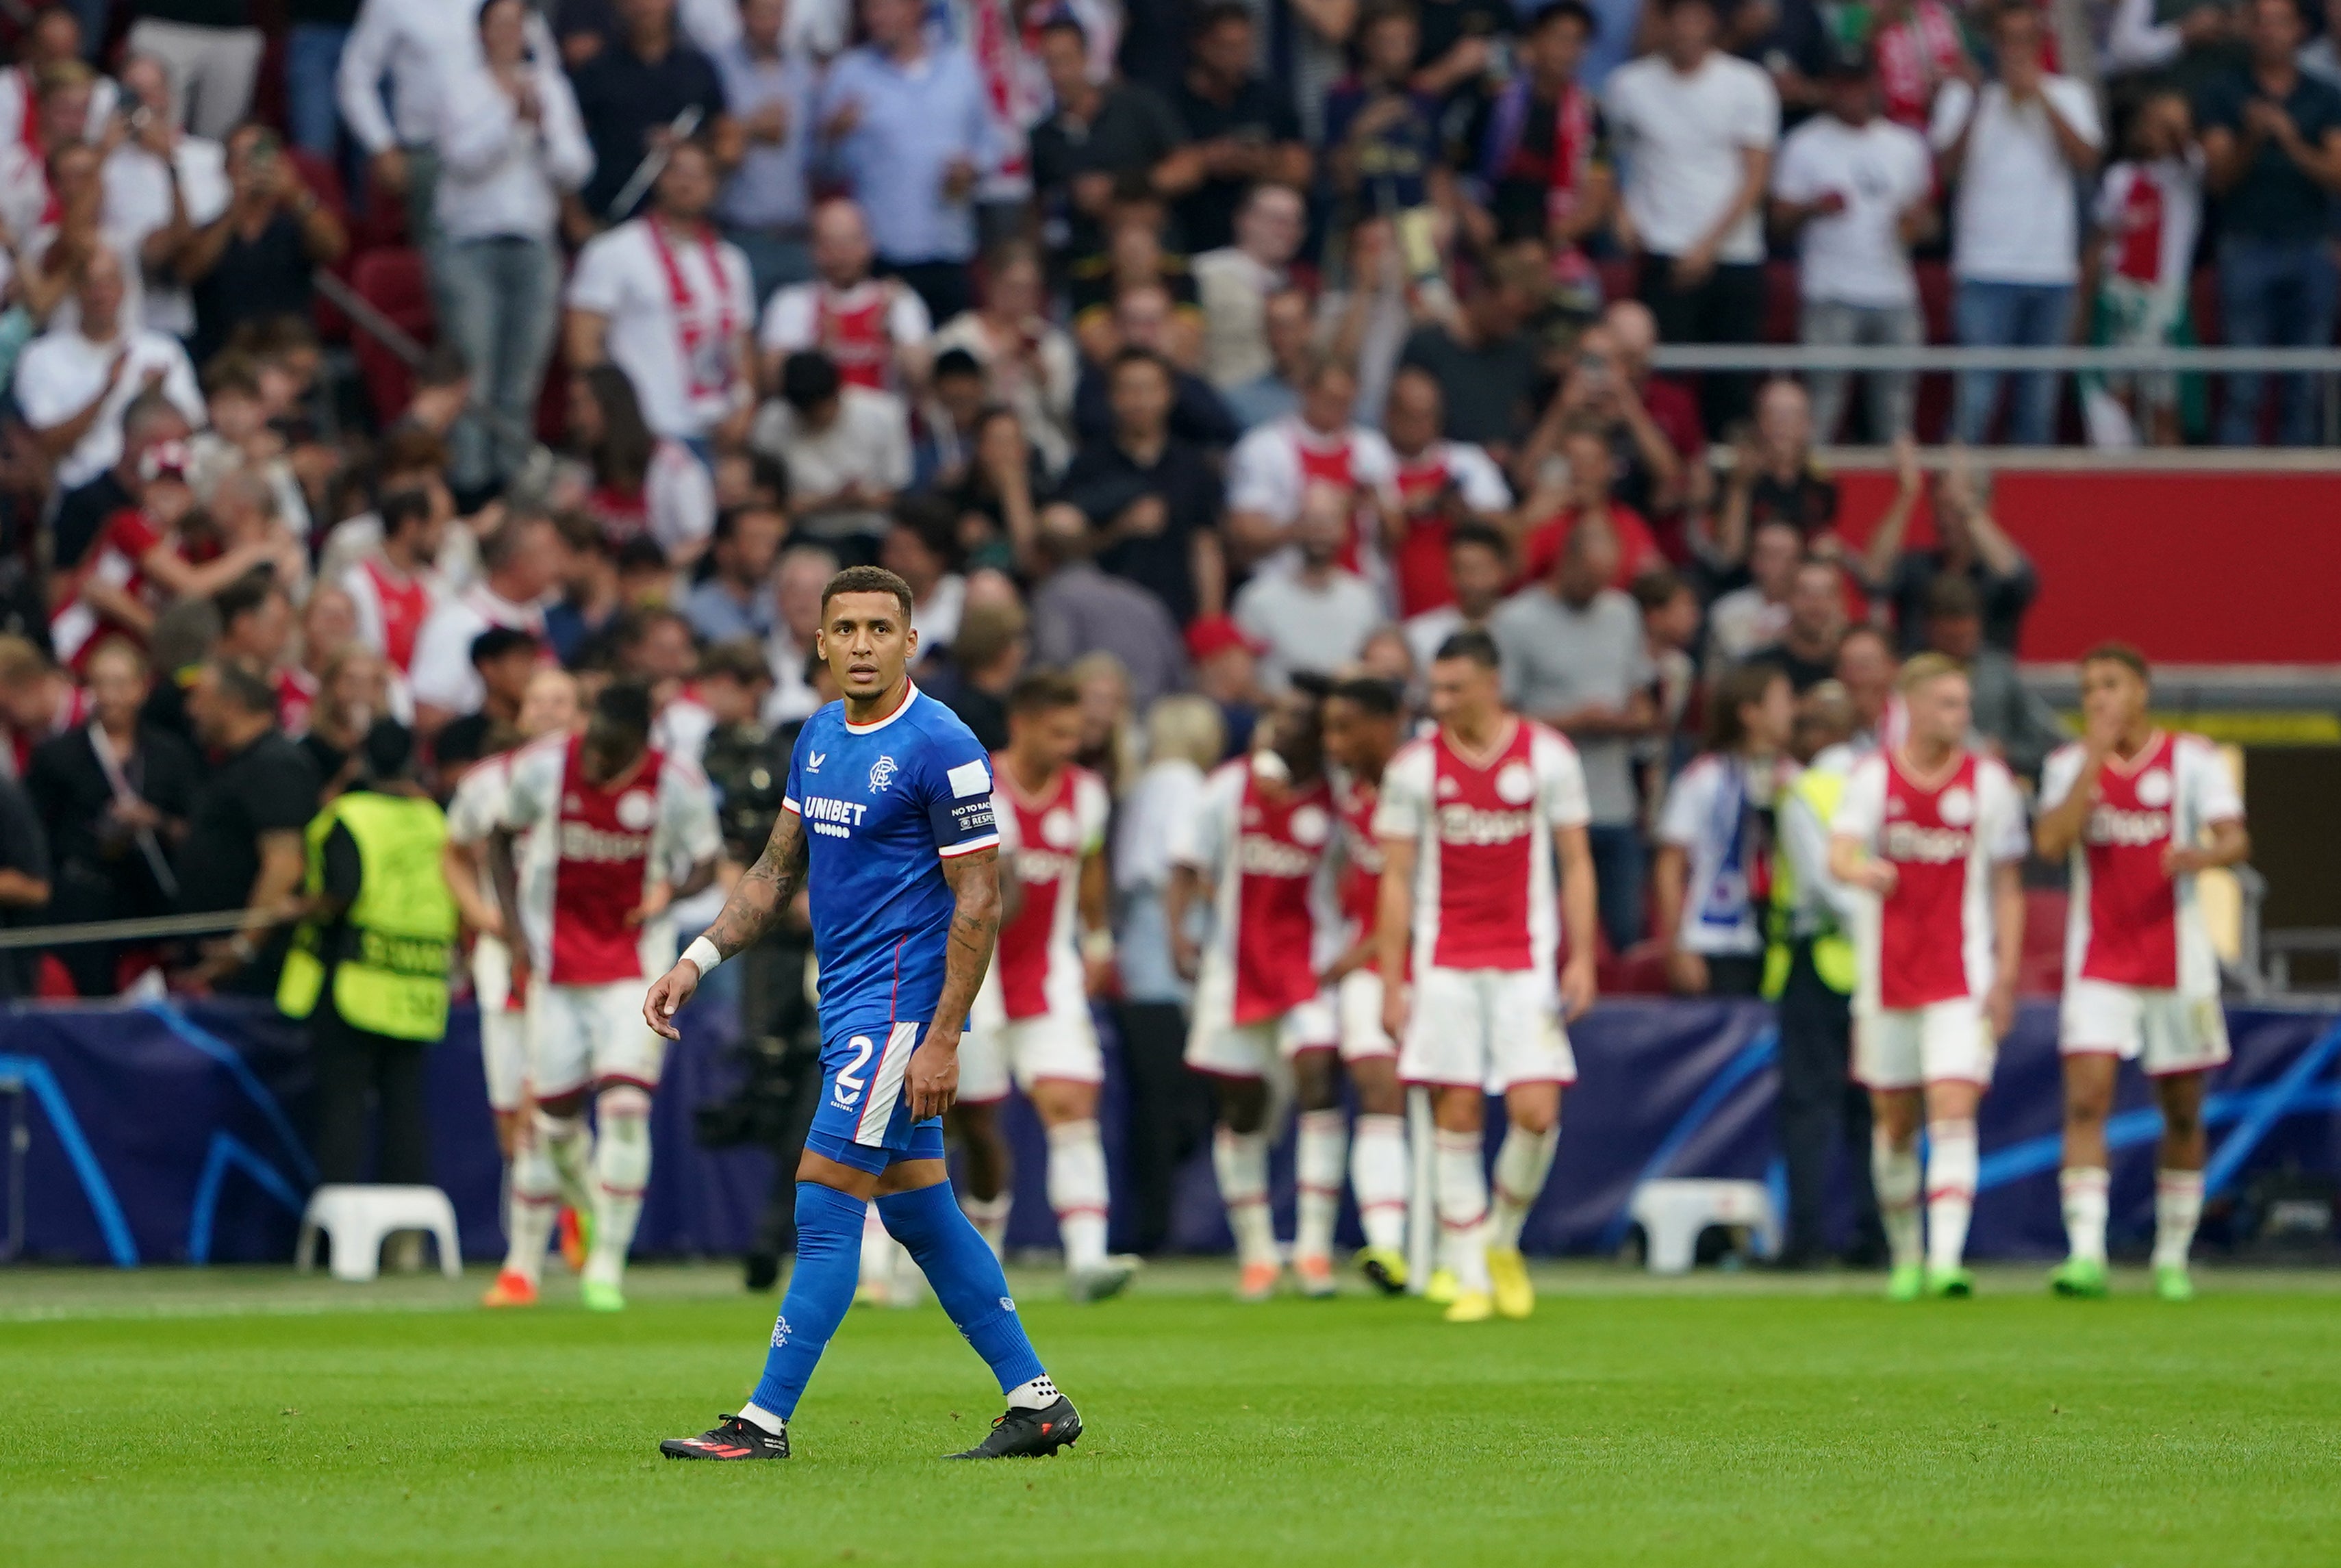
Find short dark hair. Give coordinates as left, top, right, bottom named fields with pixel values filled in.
left=1528, top=0, right=1599, bottom=38
left=781, top=351, right=842, bottom=411
left=212, top=568, right=283, bottom=630
left=480, top=508, right=553, bottom=570
left=1037, top=12, right=1087, bottom=47
left=2081, top=641, right=2151, bottom=682
left=359, top=717, right=415, bottom=781
left=933, top=346, right=985, bottom=383
left=615, top=605, right=692, bottom=651
left=615, top=534, right=670, bottom=575
left=206, top=656, right=277, bottom=717
left=376, top=425, right=448, bottom=482
left=1446, top=520, right=1510, bottom=562
left=1009, top=669, right=1080, bottom=716
left=1195, top=0, right=1253, bottom=36
left=713, top=501, right=787, bottom=546
left=891, top=493, right=961, bottom=568
left=379, top=485, right=433, bottom=541
left=592, top=680, right=654, bottom=738
left=1630, top=566, right=1690, bottom=614
left=469, top=625, right=537, bottom=669
left=1327, top=674, right=1403, bottom=718
left=699, top=637, right=774, bottom=685
left=1109, top=344, right=1174, bottom=383
left=1432, top=629, right=1501, bottom=670
left=820, top=564, right=916, bottom=620
left=201, top=351, right=263, bottom=401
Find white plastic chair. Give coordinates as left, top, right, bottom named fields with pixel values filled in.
left=295, top=1185, right=464, bottom=1282
left=1628, top=1178, right=1779, bottom=1274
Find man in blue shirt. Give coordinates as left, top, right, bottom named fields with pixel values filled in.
left=813, top=0, right=994, bottom=323
left=648, top=564, right=1082, bottom=1462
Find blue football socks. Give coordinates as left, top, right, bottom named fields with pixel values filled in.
left=748, top=1182, right=868, bottom=1421
left=876, top=1180, right=1046, bottom=1394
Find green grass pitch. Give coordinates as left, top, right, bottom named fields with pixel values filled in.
left=5, top=1261, right=2340, bottom=1566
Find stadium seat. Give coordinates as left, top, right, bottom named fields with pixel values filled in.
left=1628, top=1178, right=1780, bottom=1274
left=296, top=1185, right=463, bottom=1282
left=349, top=248, right=436, bottom=426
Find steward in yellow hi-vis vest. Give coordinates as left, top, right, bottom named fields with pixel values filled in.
left=1766, top=687, right=1885, bottom=1270
left=277, top=723, right=455, bottom=1186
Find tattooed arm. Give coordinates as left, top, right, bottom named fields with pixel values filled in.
left=904, top=844, right=1002, bottom=1120
left=644, top=809, right=809, bottom=1038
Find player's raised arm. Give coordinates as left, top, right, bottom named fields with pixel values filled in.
left=907, top=844, right=1004, bottom=1120
left=646, top=809, right=808, bottom=1039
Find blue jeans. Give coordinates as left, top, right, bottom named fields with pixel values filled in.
left=2216, top=236, right=2338, bottom=447
left=284, top=25, right=351, bottom=159
left=433, top=234, right=561, bottom=491
left=1586, top=823, right=1647, bottom=957
left=1952, top=279, right=2076, bottom=445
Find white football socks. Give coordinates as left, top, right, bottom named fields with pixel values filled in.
left=1293, top=1109, right=1348, bottom=1265
left=962, top=1191, right=1012, bottom=1260
left=1350, top=1113, right=1409, bottom=1254
left=1433, top=1130, right=1493, bottom=1296
left=1212, top=1126, right=1276, bottom=1269
left=1005, top=1374, right=1059, bottom=1410
left=542, top=1111, right=595, bottom=1213
left=501, top=1132, right=561, bottom=1285
left=1046, top=1118, right=1111, bottom=1275
left=1924, top=1120, right=1979, bottom=1274
left=2060, top=1165, right=2110, bottom=1265
left=1872, top=1130, right=1923, bottom=1271
left=2153, top=1168, right=2205, bottom=1270
left=737, top=1401, right=785, bottom=1435
left=1488, top=1122, right=1559, bottom=1253
left=585, top=1087, right=653, bottom=1289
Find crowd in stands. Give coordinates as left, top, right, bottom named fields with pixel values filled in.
left=0, top=0, right=2316, bottom=1004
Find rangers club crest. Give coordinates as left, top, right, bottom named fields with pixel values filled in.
left=869, top=755, right=899, bottom=792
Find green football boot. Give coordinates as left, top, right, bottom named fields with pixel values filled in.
left=2154, top=1264, right=2196, bottom=1302
left=1925, top=1265, right=1975, bottom=1299
left=1886, top=1263, right=1925, bottom=1302
left=580, top=1278, right=627, bottom=1313
left=2049, top=1256, right=2109, bottom=1298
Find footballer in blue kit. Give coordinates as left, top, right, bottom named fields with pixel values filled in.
left=646, top=566, right=1083, bottom=1463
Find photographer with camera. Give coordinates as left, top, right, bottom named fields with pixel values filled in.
left=690, top=636, right=828, bottom=1290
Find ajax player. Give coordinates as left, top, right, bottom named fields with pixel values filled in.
left=2034, top=644, right=2247, bottom=1302
left=956, top=671, right=1138, bottom=1302
left=1376, top=633, right=1597, bottom=1324
left=444, top=669, right=586, bottom=1293
left=482, top=681, right=720, bottom=1310
left=1317, top=674, right=1415, bottom=1293
left=1168, top=681, right=1343, bottom=1300
left=1829, top=655, right=2027, bottom=1301
left=650, top=566, right=1081, bottom=1462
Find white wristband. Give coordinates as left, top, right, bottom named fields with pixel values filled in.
left=682, top=935, right=724, bottom=976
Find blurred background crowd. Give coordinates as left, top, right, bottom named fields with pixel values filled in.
left=0, top=0, right=2320, bottom=1016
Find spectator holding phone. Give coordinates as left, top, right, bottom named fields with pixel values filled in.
left=179, top=122, right=349, bottom=366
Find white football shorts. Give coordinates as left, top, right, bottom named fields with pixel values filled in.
left=2060, top=979, right=2231, bottom=1078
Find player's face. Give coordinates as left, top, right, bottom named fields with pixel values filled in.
left=1321, top=696, right=1394, bottom=773
left=816, top=591, right=916, bottom=702
left=1011, top=703, right=1083, bottom=776
left=1428, top=657, right=1498, bottom=731
left=1265, top=689, right=1324, bottom=782
left=520, top=672, right=580, bottom=738
left=1906, top=672, right=1971, bottom=749
left=2080, top=659, right=2148, bottom=733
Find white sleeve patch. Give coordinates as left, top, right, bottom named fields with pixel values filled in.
left=948, top=759, right=993, bottom=799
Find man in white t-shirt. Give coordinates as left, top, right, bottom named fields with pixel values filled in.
left=750, top=347, right=911, bottom=545
left=1225, top=356, right=1397, bottom=575
left=564, top=140, right=759, bottom=453
left=1604, top=0, right=1780, bottom=433
left=1230, top=483, right=1386, bottom=692
left=409, top=511, right=561, bottom=735
left=1930, top=2, right=2102, bottom=445
left=15, top=246, right=205, bottom=492
left=103, top=55, right=233, bottom=341
left=1771, top=47, right=1936, bottom=443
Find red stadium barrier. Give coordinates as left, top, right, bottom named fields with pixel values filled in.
left=1827, top=467, right=2341, bottom=663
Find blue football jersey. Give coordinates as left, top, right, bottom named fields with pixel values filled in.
left=784, top=685, right=1000, bottom=1038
